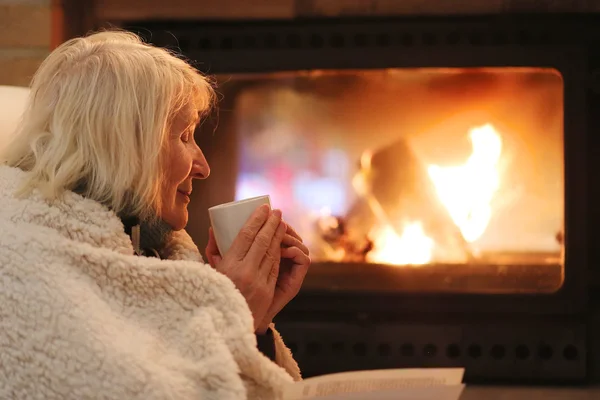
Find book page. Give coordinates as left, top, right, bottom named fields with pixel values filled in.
left=284, top=368, right=464, bottom=400
left=286, top=385, right=465, bottom=400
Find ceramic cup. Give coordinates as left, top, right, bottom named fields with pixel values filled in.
left=208, top=195, right=271, bottom=255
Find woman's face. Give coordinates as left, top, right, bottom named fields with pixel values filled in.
left=160, top=103, right=210, bottom=230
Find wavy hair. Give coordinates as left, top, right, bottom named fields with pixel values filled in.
left=1, top=30, right=215, bottom=219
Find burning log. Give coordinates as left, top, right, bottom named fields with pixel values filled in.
left=314, top=124, right=503, bottom=265
left=344, top=137, right=473, bottom=264
left=314, top=214, right=373, bottom=263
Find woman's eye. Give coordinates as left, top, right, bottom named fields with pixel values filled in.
left=181, top=131, right=190, bottom=143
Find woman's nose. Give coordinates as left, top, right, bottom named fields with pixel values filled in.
left=191, top=146, right=210, bottom=180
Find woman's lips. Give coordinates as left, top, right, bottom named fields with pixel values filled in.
left=177, top=190, right=191, bottom=201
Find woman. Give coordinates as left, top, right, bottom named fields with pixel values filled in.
left=0, top=31, right=310, bottom=399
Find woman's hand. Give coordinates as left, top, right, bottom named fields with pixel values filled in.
left=205, top=205, right=287, bottom=332
left=256, top=223, right=311, bottom=333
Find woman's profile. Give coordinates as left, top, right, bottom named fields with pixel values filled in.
left=0, top=30, right=310, bottom=399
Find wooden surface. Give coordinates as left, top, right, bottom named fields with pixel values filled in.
left=0, top=1, right=51, bottom=48
left=0, top=0, right=51, bottom=85
left=94, top=0, right=295, bottom=21
left=92, top=0, right=600, bottom=22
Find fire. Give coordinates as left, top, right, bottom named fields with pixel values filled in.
left=427, top=124, right=503, bottom=243
left=365, top=123, right=503, bottom=265
left=367, top=222, right=434, bottom=265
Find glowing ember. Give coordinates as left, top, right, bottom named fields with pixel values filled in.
left=367, top=222, right=434, bottom=265
left=428, top=124, right=503, bottom=243
left=362, top=123, right=503, bottom=265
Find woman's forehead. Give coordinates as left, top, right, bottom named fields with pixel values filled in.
left=172, top=104, right=200, bottom=130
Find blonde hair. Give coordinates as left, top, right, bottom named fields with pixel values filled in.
left=1, top=30, right=214, bottom=219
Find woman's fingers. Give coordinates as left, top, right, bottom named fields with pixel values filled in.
left=246, top=209, right=283, bottom=265
left=209, top=253, right=222, bottom=267
left=281, top=246, right=311, bottom=269
left=205, top=227, right=220, bottom=268
left=285, top=224, right=303, bottom=242
left=228, top=204, right=271, bottom=260
left=213, top=206, right=291, bottom=333
left=278, top=246, right=311, bottom=296
left=282, top=233, right=309, bottom=257
left=261, top=220, right=287, bottom=283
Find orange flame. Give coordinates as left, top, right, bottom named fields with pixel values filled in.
left=367, top=222, right=434, bottom=265
left=366, top=123, right=503, bottom=265
left=428, top=124, right=502, bottom=243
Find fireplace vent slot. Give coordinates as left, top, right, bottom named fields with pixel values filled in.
left=131, top=19, right=576, bottom=58
left=277, top=322, right=586, bottom=381
left=288, top=341, right=580, bottom=362
left=163, top=29, right=559, bottom=53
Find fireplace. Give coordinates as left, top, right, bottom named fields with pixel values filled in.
left=119, top=14, right=597, bottom=383
left=216, top=66, right=564, bottom=295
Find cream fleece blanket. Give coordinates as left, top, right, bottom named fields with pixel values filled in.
left=0, top=165, right=300, bottom=399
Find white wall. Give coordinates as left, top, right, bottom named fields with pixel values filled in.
left=0, top=85, right=29, bottom=150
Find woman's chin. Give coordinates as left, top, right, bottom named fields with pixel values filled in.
left=162, top=209, right=188, bottom=231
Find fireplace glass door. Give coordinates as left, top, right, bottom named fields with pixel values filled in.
left=219, top=67, right=564, bottom=294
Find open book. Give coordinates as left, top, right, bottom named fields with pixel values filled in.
left=284, top=368, right=465, bottom=400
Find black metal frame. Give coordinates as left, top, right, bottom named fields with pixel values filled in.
left=122, top=14, right=600, bottom=381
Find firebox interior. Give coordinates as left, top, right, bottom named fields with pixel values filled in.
left=224, top=67, right=563, bottom=294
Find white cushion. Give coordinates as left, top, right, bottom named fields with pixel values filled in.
left=0, top=85, right=30, bottom=151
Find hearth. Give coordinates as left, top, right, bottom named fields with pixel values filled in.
left=123, top=14, right=599, bottom=383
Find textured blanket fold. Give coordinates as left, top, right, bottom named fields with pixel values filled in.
left=0, top=165, right=300, bottom=400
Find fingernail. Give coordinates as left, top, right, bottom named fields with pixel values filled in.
left=273, top=209, right=282, bottom=218
left=279, top=221, right=287, bottom=231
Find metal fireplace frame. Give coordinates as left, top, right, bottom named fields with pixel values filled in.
left=123, top=14, right=599, bottom=383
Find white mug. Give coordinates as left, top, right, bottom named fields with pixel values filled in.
left=208, top=195, right=271, bottom=255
